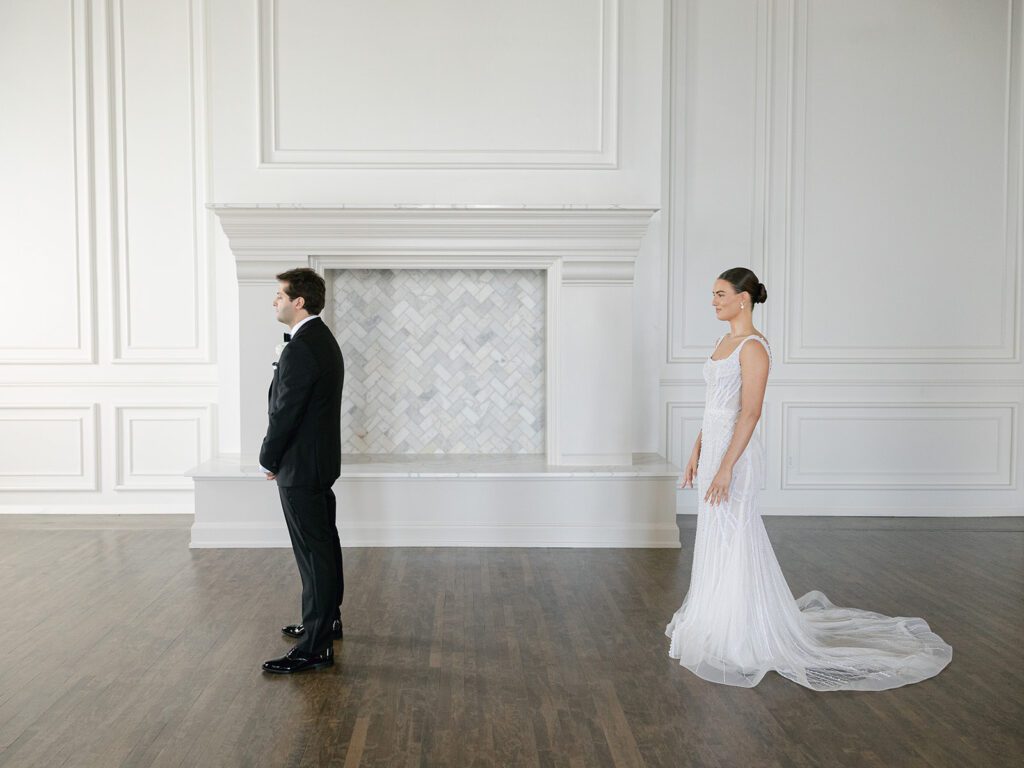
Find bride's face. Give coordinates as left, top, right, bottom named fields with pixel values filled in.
left=712, top=279, right=745, bottom=321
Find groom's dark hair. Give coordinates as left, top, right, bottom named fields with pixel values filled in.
left=276, top=268, right=326, bottom=315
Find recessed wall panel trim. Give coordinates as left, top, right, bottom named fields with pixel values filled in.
left=667, top=0, right=772, bottom=363
left=0, top=405, right=99, bottom=490
left=114, top=404, right=215, bottom=489
left=109, top=0, right=211, bottom=363
left=782, top=0, right=1022, bottom=364
left=0, top=0, right=95, bottom=364
left=257, top=0, right=619, bottom=168
left=782, top=402, right=1016, bottom=489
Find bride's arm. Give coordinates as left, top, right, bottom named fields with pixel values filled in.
left=679, top=430, right=702, bottom=489
left=704, top=343, right=769, bottom=505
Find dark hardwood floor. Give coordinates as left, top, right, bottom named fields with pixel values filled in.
left=0, top=515, right=1021, bottom=768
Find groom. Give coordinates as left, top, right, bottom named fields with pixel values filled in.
left=259, top=268, right=345, bottom=674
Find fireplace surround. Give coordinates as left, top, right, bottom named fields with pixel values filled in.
left=188, top=206, right=680, bottom=547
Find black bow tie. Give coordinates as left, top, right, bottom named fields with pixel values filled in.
left=283, top=333, right=291, bottom=342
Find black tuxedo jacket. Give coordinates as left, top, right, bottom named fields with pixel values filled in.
left=259, top=317, right=345, bottom=488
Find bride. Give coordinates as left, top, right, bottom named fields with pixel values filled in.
left=666, top=267, right=952, bottom=690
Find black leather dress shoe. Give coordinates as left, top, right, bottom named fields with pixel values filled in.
left=262, top=646, right=334, bottom=674
left=281, top=619, right=343, bottom=640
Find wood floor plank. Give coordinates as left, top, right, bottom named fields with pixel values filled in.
left=0, top=515, right=1020, bottom=767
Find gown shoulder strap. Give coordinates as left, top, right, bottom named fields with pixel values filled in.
left=736, top=335, right=772, bottom=370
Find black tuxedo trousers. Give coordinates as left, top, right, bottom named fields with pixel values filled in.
left=279, top=484, right=344, bottom=654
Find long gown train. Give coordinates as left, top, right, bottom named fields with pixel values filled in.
left=666, top=335, right=952, bottom=690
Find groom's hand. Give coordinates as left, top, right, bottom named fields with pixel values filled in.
left=265, top=472, right=276, bottom=480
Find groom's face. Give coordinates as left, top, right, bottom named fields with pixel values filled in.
left=273, top=281, right=302, bottom=325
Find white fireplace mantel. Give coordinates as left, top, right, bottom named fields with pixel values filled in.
left=211, top=204, right=657, bottom=285
left=190, top=204, right=680, bottom=549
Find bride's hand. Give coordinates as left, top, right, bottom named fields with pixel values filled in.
left=704, top=467, right=732, bottom=506
left=678, top=455, right=699, bottom=489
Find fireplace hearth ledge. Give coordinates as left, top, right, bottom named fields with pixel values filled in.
left=187, top=453, right=681, bottom=548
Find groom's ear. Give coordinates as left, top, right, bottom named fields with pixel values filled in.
left=293, top=295, right=305, bottom=310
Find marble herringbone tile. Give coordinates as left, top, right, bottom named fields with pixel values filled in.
left=332, top=269, right=545, bottom=454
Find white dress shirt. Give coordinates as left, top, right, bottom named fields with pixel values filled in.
left=288, top=314, right=320, bottom=338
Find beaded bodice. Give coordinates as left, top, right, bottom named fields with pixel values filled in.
left=702, top=335, right=772, bottom=419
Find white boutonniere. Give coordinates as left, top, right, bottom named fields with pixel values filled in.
left=273, top=340, right=288, bottom=368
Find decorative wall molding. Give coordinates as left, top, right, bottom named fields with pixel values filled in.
left=665, top=400, right=704, bottom=466
left=0, top=381, right=220, bottom=388
left=782, top=0, right=1022, bottom=364
left=666, top=0, right=772, bottom=363
left=751, top=505, right=1024, bottom=518
left=256, top=0, right=619, bottom=168
left=109, top=0, right=212, bottom=363
left=0, top=406, right=99, bottom=490
left=0, top=0, right=96, bottom=364
left=781, top=402, right=1017, bottom=489
left=115, top=405, right=214, bottom=489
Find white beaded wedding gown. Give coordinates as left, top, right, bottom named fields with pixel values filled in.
left=666, top=335, right=952, bottom=690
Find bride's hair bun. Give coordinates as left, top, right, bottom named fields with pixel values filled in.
left=718, top=267, right=768, bottom=306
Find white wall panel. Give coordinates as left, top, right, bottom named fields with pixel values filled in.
left=663, top=0, right=1024, bottom=515
left=0, top=406, right=98, bottom=490
left=782, top=403, right=1015, bottom=488
left=558, top=284, right=633, bottom=463
left=665, top=401, right=705, bottom=467
left=260, top=0, right=617, bottom=167
left=784, top=0, right=1021, bottom=363
left=111, top=0, right=210, bottom=361
left=207, top=0, right=661, bottom=204
left=3, top=0, right=1020, bottom=517
left=0, top=0, right=94, bottom=363
left=667, top=0, right=769, bottom=361
left=0, top=1, right=216, bottom=512
left=115, top=405, right=214, bottom=489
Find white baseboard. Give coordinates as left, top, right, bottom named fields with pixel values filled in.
left=0, top=504, right=195, bottom=515
left=675, top=505, right=1024, bottom=517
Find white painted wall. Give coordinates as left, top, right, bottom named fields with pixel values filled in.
left=2, top=0, right=1020, bottom=516
left=662, top=0, right=1024, bottom=515
left=206, top=0, right=662, bottom=203
left=0, top=0, right=217, bottom=513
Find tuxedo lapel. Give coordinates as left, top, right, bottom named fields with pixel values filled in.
left=269, top=364, right=279, bottom=405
